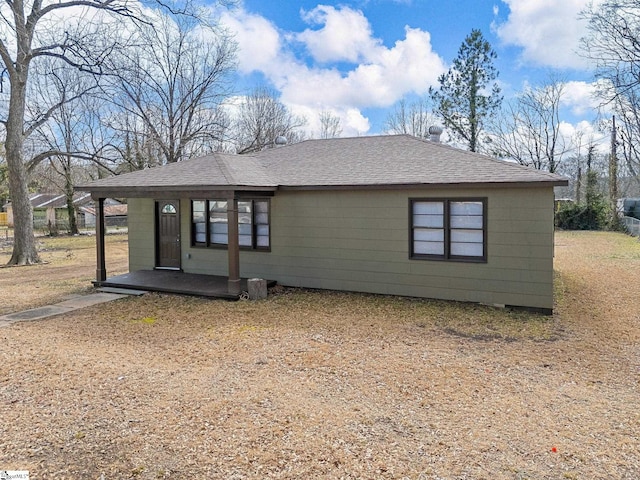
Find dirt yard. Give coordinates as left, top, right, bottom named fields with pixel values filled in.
left=0, top=231, right=639, bottom=479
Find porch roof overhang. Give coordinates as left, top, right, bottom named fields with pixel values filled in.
left=77, top=185, right=277, bottom=200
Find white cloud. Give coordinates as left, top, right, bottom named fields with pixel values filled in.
left=494, top=0, right=601, bottom=69
left=288, top=104, right=370, bottom=138
left=297, top=5, right=380, bottom=63
left=559, top=120, right=609, bottom=154
left=220, top=5, right=446, bottom=136
left=219, top=9, right=281, bottom=74
left=561, top=80, right=603, bottom=116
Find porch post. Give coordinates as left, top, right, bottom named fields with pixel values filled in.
left=227, top=196, right=241, bottom=295
left=95, top=197, right=107, bottom=283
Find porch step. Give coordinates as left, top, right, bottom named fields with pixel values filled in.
left=97, top=287, right=148, bottom=296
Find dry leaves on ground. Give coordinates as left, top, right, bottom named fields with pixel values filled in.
left=0, top=231, right=639, bottom=479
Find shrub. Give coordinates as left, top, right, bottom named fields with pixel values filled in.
left=555, top=201, right=609, bottom=230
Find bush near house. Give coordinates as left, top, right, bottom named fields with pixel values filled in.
left=555, top=170, right=616, bottom=231
left=555, top=201, right=609, bottom=230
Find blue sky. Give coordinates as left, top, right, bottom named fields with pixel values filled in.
left=219, top=0, right=603, bottom=139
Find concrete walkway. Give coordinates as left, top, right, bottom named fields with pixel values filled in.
left=0, top=288, right=146, bottom=327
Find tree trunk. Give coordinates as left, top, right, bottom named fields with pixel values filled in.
left=63, top=155, right=79, bottom=235
left=5, top=70, right=41, bottom=265
left=65, top=189, right=79, bottom=235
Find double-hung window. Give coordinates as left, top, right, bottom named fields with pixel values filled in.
left=410, top=198, right=486, bottom=262
left=192, top=199, right=270, bottom=250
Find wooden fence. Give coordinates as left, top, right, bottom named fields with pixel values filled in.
left=0, top=212, right=7, bottom=227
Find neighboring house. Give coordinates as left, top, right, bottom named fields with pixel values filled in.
left=77, top=134, right=568, bottom=313
left=78, top=203, right=128, bottom=228
left=5, top=193, right=126, bottom=229
left=618, top=198, right=640, bottom=219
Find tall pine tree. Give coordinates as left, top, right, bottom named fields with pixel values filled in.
left=430, top=29, right=502, bottom=152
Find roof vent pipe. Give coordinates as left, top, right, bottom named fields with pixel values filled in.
left=274, top=136, right=288, bottom=146
left=428, top=125, right=443, bottom=143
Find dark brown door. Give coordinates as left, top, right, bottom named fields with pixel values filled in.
left=156, top=200, right=181, bottom=269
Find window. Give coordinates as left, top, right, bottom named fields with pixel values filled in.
left=410, top=198, right=486, bottom=262
left=161, top=203, right=177, bottom=214
left=192, top=199, right=270, bottom=250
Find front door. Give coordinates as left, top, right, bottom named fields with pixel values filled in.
left=156, top=200, right=181, bottom=269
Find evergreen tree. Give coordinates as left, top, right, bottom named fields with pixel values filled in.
left=430, top=29, right=502, bottom=152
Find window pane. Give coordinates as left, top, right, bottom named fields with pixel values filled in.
left=209, top=199, right=228, bottom=245
left=413, top=202, right=444, bottom=215
left=238, top=223, right=252, bottom=235
left=255, top=212, right=269, bottom=224
left=414, top=228, right=444, bottom=242
left=451, top=242, right=484, bottom=257
left=450, top=215, right=483, bottom=229
left=238, top=201, right=252, bottom=213
left=192, top=201, right=205, bottom=222
left=210, top=200, right=227, bottom=212
left=451, top=201, right=483, bottom=216
left=451, top=229, right=483, bottom=243
left=211, top=233, right=228, bottom=244
left=210, top=213, right=227, bottom=224
left=414, top=241, right=445, bottom=255
left=413, top=214, right=443, bottom=228
left=255, top=200, right=269, bottom=213
left=257, top=225, right=269, bottom=236
left=256, top=235, right=270, bottom=247
left=211, top=222, right=228, bottom=234
left=161, top=203, right=177, bottom=214
left=239, top=234, right=252, bottom=246
left=193, top=201, right=206, bottom=244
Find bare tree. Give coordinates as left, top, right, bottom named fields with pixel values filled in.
left=0, top=0, right=234, bottom=264
left=233, top=86, right=307, bottom=154
left=384, top=98, right=437, bottom=139
left=604, top=90, right=640, bottom=190
left=107, top=13, right=236, bottom=165
left=32, top=69, right=118, bottom=234
left=581, top=0, right=640, bottom=190
left=318, top=110, right=342, bottom=139
left=581, top=0, right=640, bottom=103
left=490, top=76, right=569, bottom=173
left=0, top=0, right=148, bottom=265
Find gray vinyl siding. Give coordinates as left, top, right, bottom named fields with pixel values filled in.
left=127, top=186, right=556, bottom=310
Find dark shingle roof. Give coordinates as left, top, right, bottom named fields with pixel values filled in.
left=257, top=135, right=566, bottom=187
left=77, top=134, right=567, bottom=195
left=79, top=154, right=275, bottom=190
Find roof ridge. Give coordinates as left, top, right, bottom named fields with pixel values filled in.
left=214, top=154, right=235, bottom=184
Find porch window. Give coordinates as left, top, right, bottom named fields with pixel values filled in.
left=191, top=199, right=270, bottom=250
left=410, top=198, right=486, bottom=262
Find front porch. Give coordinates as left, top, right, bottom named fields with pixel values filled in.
left=95, top=270, right=275, bottom=300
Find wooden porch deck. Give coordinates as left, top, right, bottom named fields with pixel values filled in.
left=95, top=270, right=274, bottom=300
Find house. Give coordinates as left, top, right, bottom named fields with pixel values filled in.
left=4, top=193, right=126, bottom=230
left=78, top=203, right=128, bottom=228
left=77, top=134, right=568, bottom=313
left=5, top=193, right=83, bottom=229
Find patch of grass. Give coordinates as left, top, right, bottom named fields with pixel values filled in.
left=131, top=316, right=157, bottom=325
